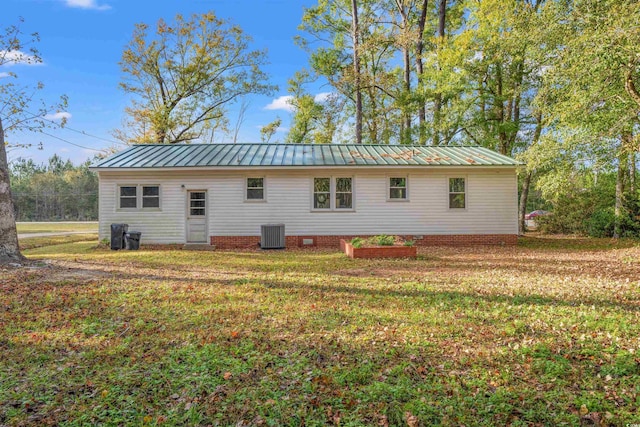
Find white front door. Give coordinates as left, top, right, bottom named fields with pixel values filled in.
left=187, top=190, right=207, bottom=243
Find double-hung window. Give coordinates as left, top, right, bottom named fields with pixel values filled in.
left=313, top=177, right=353, bottom=210
left=314, top=178, right=331, bottom=209
left=449, top=178, right=466, bottom=209
left=142, top=186, right=160, bottom=208
left=246, top=177, right=265, bottom=201
left=335, top=178, right=353, bottom=209
left=118, top=185, right=160, bottom=210
left=119, top=186, right=137, bottom=209
left=389, top=177, right=408, bottom=200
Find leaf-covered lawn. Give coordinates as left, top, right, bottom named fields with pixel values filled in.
left=1, top=236, right=639, bottom=426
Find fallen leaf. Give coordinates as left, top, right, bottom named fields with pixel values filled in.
left=405, top=411, right=419, bottom=427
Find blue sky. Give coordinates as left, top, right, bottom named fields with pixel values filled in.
left=3, top=0, right=321, bottom=165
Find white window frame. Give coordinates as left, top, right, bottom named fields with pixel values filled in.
left=387, top=176, right=409, bottom=202
left=311, top=176, right=355, bottom=212
left=118, top=185, right=138, bottom=210
left=448, top=176, right=467, bottom=210
left=245, top=176, right=266, bottom=202
left=117, top=184, right=162, bottom=211
left=187, top=190, right=207, bottom=218
left=142, top=185, right=161, bottom=209
left=334, top=177, right=354, bottom=210
left=312, top=177, right=331, bottom=210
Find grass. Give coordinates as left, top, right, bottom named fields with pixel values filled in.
left=16, top=221, right=98, bottom=234
left=1, top=235, right=639, bottom=425
left=18, top=233, right=99, bottom=250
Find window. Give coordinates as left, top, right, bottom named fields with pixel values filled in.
left=246, top=177, right=265, bottom=200
left=314, top=178, right=331, bottom=209
left=118, top=185, right=160, bottom=210
left=312, top=177, right=354, bottom=211
left=389, top=177, right=407, bottom=200
left=189, top=191, right=206, bottom=216
left=335, top=177, right=352, bottom=209
left=142, top=186, right=160, bottom=208
left=119, top=186, right=137, bottom=209
left=449, top=177, right=466, bottom=209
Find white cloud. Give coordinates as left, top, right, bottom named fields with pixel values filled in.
left=266, top=92, right=335, bottom=112
left=0, top=72, right=10, bottom=78
left=44, top=112, right=72, bottom=121
left=264, top=95, right=294, bottom=112
left=0, top=50, right=40, bottom=66
left=63, top=0, right=111, bottom=11
left=276, top=126, right=289, bottom=133
left=314, top=92, right=333, bottom=103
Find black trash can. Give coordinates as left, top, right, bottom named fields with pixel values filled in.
left=125, top=231, right=142, bottom=250
left=110, top=223, right=128, bottom=250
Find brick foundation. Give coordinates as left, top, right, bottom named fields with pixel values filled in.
left=210, top=234, right=518, bottom=249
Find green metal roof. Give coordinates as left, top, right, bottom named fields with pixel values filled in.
left=92, top=143, right=520, bottom=169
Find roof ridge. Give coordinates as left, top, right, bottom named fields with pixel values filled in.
left=128, top=142, right=485, bottom=148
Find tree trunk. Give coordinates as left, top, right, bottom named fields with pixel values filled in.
left=403, top=46, right=411, bottom=143
left=432, top=0, right=446, bottom=146
left=415, top=0, right=429, bottom=144
left=519, top=171, right=533, bottom=234
left=351, top=0, right=363, bottom=144
left=614, top=156, right=624, bottom=239
left=0, top=116, right=25, bottom=263
left=614, top=134, right=630, bottom=238
left=519, top=112, right=542, bottom=234
left=630, top=150, right=636, bottom=194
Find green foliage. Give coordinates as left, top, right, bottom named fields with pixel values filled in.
left=371, top=234, right=395, bottom=246
left=585, top=208, right=616, bottom=238
left=349, top=236, right=363, bottom=248
left=403, top=239, right=415, bottom=247
left=260, top=117, right=282, bottom=143
left=536, top=171, right=640, bottom=238
left=9, top=156, right=98, bottom=221
left=117, top=12, right=275, bottom=144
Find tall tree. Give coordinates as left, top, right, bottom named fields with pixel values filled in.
left=351, top=0, right=363, bottom=143
left=432, top=0, right=447, bottom=145
left=299, top=1, right=397, bottom=144
left=260, top=117, right=282, bottom=144
left=535, top=0, right=640, bottom=236
left=0, top=19, right=67, bottom=263
left=414, top=0, right=429, bottom=143
left=116, top=12, right=275, bottom=144
left=389, top=0, right=430, bottom=144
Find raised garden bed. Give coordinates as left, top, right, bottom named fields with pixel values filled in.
left=340, top=236, right=417, bottom=259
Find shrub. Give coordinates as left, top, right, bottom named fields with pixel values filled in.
left=585, top=207, right=616, bottom=238
left=350, top=237, right=364, bottom=249
left=371, top=235, right=395, bottom=246
left=403, top=239, right=415, bottom=247
left=537, top=191, right=640, bottom=238
left=536, top=194, right=593, bottom=235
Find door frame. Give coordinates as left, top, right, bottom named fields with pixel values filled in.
left=185, top=189, right=208, bottom=243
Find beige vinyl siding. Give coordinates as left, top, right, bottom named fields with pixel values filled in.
left=97, top=168, right=517, bottom=243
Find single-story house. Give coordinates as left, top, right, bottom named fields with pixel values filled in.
left=90, top=143, right=520, bottom=248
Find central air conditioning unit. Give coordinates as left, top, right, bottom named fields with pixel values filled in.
left=260, top=223, right=285, bottom=249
